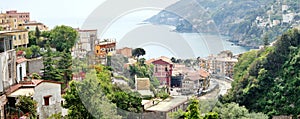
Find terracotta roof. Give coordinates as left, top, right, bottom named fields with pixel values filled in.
left=146, top=56, right=173, bottom=65
left=16, top=57, right=27, bottom=64
left=199, top=69, right=209, bottom=78
left=5, top=84, right=23, bottom=95
left=145, top=58, right=155, bottom=65
left=6, top=80, right=62, bottom=95
left=186, top=71, right=200, bottom=80
left=158, top=56, right=172, bottom=64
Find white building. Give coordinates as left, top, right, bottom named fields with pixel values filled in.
left=73, top=29, right=97, bottom=58
left=6, top=80, right=62, bottom=119
left=16, top=57, right=27, bottom=83
left=0, top=31, right=17, bottom=92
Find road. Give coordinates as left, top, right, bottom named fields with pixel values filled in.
left=199, top=78, right=232, bottom=100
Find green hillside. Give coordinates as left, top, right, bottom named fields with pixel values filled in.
left=221, top=29, right=300, bottom=117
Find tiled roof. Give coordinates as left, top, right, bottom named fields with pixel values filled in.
left=199, top=69, right=209, bottom=78
left=6, top=80, right=62, bottom=95
left=16, top=57, right=27, bottom=64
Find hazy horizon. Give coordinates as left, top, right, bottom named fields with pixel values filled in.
left=0, top=0, right=106, bottom=29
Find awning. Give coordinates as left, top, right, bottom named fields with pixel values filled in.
left=8, top=88, right=34, bottom=97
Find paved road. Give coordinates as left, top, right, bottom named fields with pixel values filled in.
left=198, top=78, right=232, bottom=100
left=214, top=78, right=232, bottom=96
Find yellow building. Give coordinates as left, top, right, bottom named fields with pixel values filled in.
left=0, top=10, right=30, bottom=30
left=7, top=30, right=29, bottom=48
left=0, top=14, right=18, bottom=30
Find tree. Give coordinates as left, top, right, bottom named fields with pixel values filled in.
left=63, top=70, right=121, bottom=119
left=16, top=95, right=37, bottom=118
left=212, top=102, right=268, bottom=119
left=24, top=45, right=41, bottom=59
left=57, top=50, right=72, bottom=85
left=222, top=29, right=300, bottom=116
left=132, top=48, right=145, bottom=60
left=28, top=31, right=37, bottom=47
left=42, top=42, right=61, bottom=81
left=263, top=33, right=269, bottom=47
left=138, top=58, right=146, bottom=65
left=50, top=25, right=78, bottom=52
left=35, top=26, right=41, bottom=40
left=186, top=97, right=201, bottom=119
left=203, top=112, right=219, bottom=119
left=171, top=57, right=176, bottom=63
left=30, top=45, right=41, bottom=58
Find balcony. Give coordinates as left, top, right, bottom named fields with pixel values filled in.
left=0, top=36, right=13, bottom=53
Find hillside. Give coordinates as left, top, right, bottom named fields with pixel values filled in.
left=221, top=29, right=300, bottom=117
left=146, top=0, right=300, bottom=48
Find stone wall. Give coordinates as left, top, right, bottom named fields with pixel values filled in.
left=27, top=57, right=43, bottom=74
left=33, top=82, right=62, bottom=119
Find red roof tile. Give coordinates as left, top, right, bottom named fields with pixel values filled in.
left=16, top=57, right=27, bottom=64
left=199, top=69, right=209, bottom=78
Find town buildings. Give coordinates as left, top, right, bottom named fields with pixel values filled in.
left=0, top=10, right=30, bottom=30
left=0, top=31, right=17, bottom=92
left=6, top=80, right=62, bottom=119
left=147, top=57, right=173, bottom=87
left=135, top=76, right=154, bottom=97
left=16, top=57, right=27, bottom=83
left=181, top=69, right=210, bottom=95
left=72, top=29, right=97, bottom=58
left=20, top=21, right=48, bottom=31
left=94, top=39, right=116, bottom=64
left=143, top=96, right=188, bottom=119
left=8, top=30, right=29, bottom=48
left=95, top=39, right=116, bottom=57
left=116, top=47, right=132, bottom=58
left=199, top=50, right=238, bottom=78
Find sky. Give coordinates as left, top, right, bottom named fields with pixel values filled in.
left=0, top=0, right=106, bottom=28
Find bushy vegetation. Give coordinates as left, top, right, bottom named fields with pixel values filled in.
left=222, top=29, right=300, bottom=117
left=63, top=65, right=143, bottom=119
left=170, top=98, right=267, bottom=119
left=16, top=95, right=37, bottom=118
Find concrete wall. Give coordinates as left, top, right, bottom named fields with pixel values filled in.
left=27, top=57, right=43, bottom=74
left=9, top=31, right=28, bottom=47
left=33, top=82, right=62, bottom=119
left=0, top=95, right=7, bottom=119
left=0, top=49, right=17, bottom=91
left=16, top=61, right=26, bottom=83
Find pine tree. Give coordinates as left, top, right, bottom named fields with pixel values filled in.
left=35, top=26, right=41, bottom=40
left=42, top=42, right=61, bottom=81
left=57, top=50, right=72, bottom=84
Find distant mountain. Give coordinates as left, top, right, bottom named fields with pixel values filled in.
left=146, top=0, right=300, bottom=48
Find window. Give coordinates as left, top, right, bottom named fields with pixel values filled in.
left=18, top=35, right=21, bottom=40
left=43, top=95, right=52, bottom=106
left=19, top=66, right=22, bottom=81
left=8, top=64, right=11, bottom=78
left=23, top=34, right=26, bottom=39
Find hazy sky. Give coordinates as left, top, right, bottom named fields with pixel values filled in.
left=1, top=0, right=105, bottom=28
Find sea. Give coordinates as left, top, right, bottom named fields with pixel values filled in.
left=89, top=10, right=249, bottom=59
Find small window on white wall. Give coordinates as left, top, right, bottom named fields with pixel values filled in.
left=44, top=95, right=52, bottom=106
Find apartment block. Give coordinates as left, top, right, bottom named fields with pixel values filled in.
left=0, top=10, right=30, bottom=30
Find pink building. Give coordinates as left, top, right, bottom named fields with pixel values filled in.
left=150, top=58, right=173, bottom=86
